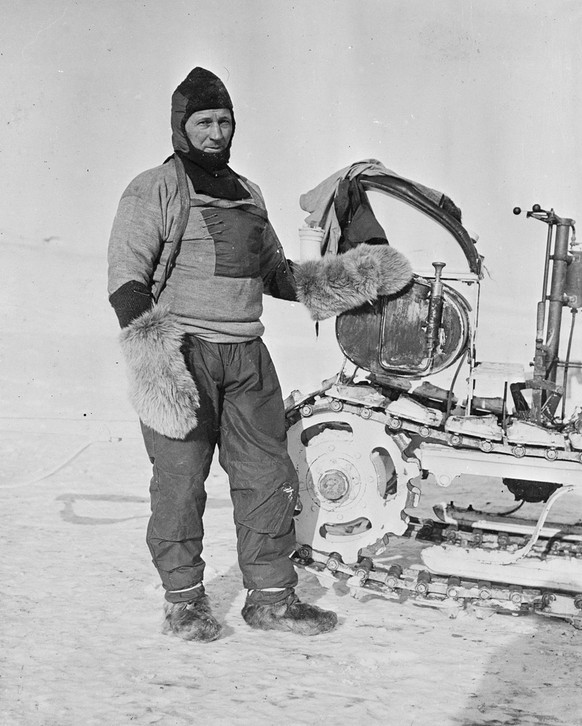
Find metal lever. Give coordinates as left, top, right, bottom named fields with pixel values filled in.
left=425, top=261, right=446, bottom=362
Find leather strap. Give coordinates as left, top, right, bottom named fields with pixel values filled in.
left=153, top=154, right=191, bottom=303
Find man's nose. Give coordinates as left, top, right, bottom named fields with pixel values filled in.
left=209, top=122, right=223, bottom=139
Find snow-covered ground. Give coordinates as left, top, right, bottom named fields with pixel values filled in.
left=2, top=238, right=582, bottom=726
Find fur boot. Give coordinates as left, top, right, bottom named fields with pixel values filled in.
left=242, top=588, right=338, bottom=636
left=162, top=595, right=222, bottom=642
left=119, top=305, right=199, bottom=438
left=294, top=243, right=413, bottom=321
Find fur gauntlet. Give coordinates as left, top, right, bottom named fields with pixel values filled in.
left=294, top=243, right=413, bottom=321
left=119, top=306, right=199, bottom=439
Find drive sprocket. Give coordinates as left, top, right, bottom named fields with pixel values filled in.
left=287, top=402, right=420, bottom=563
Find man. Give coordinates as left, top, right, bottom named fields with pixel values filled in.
left=108, top=67, right=412, bottom=642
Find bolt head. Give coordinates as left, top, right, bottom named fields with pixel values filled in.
left=318, top=469, right=349, bottom=501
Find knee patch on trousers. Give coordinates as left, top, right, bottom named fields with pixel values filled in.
left=149, top=469, right=207, bottom=541
left=234, top=480, right=298, bottom=538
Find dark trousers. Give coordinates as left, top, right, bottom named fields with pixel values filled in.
left=140, top=336, right=299, bottom=602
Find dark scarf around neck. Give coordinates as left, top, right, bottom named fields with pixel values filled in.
left=176, top=149, right=250, bottom=201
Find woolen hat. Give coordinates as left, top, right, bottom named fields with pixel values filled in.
left=177, top=67, right=233, bottom=115
left=171, top=67, right=234, bottom=154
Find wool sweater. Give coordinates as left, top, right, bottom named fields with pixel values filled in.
left=108, top=158, right=294, bottom=342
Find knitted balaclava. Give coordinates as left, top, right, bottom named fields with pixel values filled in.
left=171, top=67, right=235, bottom=171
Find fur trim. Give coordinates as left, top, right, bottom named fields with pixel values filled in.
left=163, top=596, right=222, bottom=642
left=241, top=590, right=338, bottom=635
left=294, top=243, right=413, bottom=321
left=119, top=306, right=199, bottom=439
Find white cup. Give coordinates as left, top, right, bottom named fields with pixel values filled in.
left=298, top=225, right=324, bottom=261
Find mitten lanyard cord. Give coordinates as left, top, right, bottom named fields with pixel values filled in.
left=153, top=154, right=191, bottom=304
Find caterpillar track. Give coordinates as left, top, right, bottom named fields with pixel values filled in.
left=290, top=543, right=582, bottom=628
left=285, top=389, right=582, bottom=627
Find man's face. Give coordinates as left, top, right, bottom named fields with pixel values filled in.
left=184, top=108, right=233, bottom=153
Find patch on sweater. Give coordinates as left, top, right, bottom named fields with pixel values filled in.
left=200, top=206, right=266, bottom=279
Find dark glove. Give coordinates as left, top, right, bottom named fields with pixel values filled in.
left=109, top=280, right=153, bottom=328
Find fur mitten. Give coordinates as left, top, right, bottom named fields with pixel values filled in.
left=119, top=306, right=199, bottom=438
left=294, top=243, right=413, bottom=321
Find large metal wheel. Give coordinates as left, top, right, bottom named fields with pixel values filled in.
left=287, top=404, right=419, bottom=563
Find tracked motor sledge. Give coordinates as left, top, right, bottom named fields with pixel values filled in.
left=286, top=167, right=582, bottom=625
